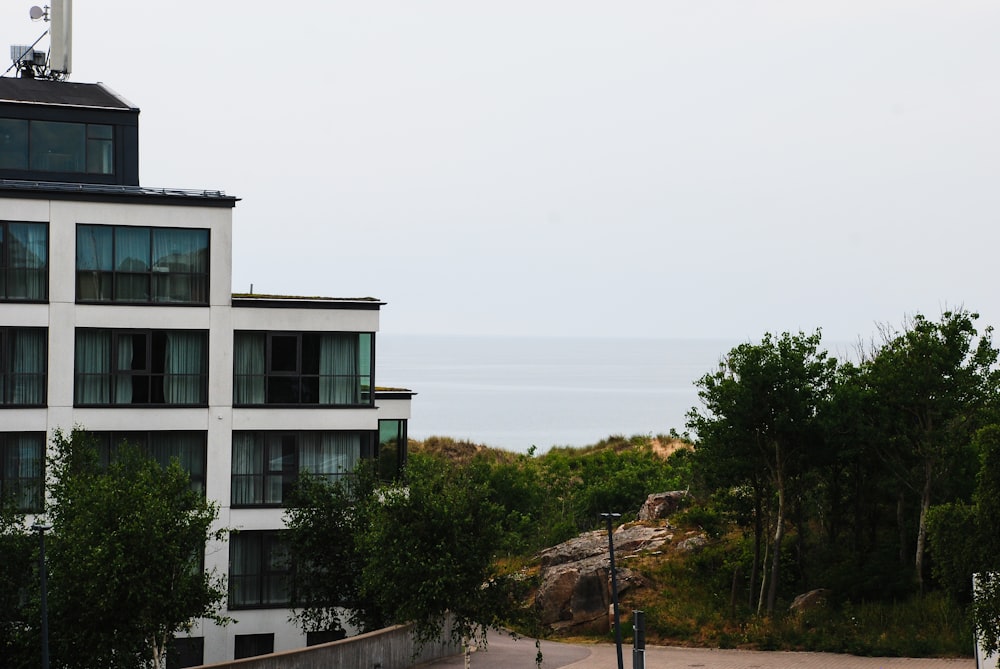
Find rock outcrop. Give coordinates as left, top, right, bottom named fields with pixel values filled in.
left=535, top=524, right=672, bottom=632
left=637, top=490, right=688, bottom=521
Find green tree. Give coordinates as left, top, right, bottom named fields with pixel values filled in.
left=46, top=430, right=228, bottom=669
left=929, top=424, right=1000, bottom=656
left=286, top=454, right=530, bottom=649
left=0, top=496, right=35, bottom=668
left=864, top=311, right=999, bottom=592
left=688, top=331, right=837, bottom=614
left=285, top=464, right=381, bottom=635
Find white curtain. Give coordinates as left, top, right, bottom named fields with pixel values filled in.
left=11, top=329, right=45, bottom=404
left=74, top=330, right=110, bottom=403
left=7, top=223, right=47, bottom=300
left=299, top=432, right=360, bottom=481
left=319, top=334, right=358, bottom=404
left=231, top=433, right=261, bottom=506
left=164, top=332, right=204, bottom=404
left=114, top=226, right=149, bottom=300
left=114, top=334, right=134, bottom=404
left=234, top=333, right=265, bottom=404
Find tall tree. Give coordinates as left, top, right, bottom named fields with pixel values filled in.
left=46, top=430, right=228, bottom=669
left=0, top=497, right=35, bottom=668
left=863, top=311, right=1000, bottom=592
left=688, top=330, right=836, bottom=614
left=286, top=454, right=530, bottom=649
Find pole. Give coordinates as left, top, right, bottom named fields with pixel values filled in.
left=601, top=512, right=623, bottom=669
left=632, top=610, right=645, bottom=669
left=33, top=523, right=51, bottom=669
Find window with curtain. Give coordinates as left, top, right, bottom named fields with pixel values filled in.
left=233, top=331, right=373, bottom=406
left=76, top=224, right=209, bottom=304
left=1, top=221, right=48, bottom=301
left=229, top=531, right=292, bottom=609
left=1, top=327, right=46, bottom=406
left=74, top=329, right=207, bottom=406
left=92, top=431, right=207, bottom=495
left=231, top=431, right=367, bottom=506
left=0, top=432, right=44, bottom=512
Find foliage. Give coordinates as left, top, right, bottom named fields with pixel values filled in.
left=0, top=496, right=35, bottom=668
left=928, top=424, right=1000, bottom=656
left=687, top=330, right=837, bottom=614
left=286, top=454, right=532, bottom=651
left=45, top=430, right=228, bottom=669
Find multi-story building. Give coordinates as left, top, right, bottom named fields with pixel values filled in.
left=0, top=75, right=413, bottom=666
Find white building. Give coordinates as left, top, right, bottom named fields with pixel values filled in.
left=0, top=76, right=413, bottom=666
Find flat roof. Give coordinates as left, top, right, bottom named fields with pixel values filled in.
left=0, top=77, right=136, bottom=110
left=0, top=179, right=238, bottom=207
left=232, top=294, right=384, bottom=310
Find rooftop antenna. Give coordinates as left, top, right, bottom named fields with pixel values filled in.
left=6, top=0, right=72, bottom=80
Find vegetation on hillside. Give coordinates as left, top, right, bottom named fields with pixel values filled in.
left=397, top=310, right=1000, bottom=658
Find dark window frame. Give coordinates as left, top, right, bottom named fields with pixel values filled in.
left=377, top=419, right=408, bottom=482
left=0, top=117, right=114, bottom=175
left=74, top=328, right=208, bottom=407
left=76, top=224, right=210, bottom=306
left=228, top=531, right=293, bottom=610
left=233, top=331, right=374, bottom=407
left=231, top=430, right=375, bottom=508
left=91, top=431, right=208, bottom=495
left=0, top=432, right=45, bottom=513
left=0, top=326, right=47, bottom=407
left=0, top=220, right=48, bottom=302
left=233, top=634, right=274, bottom=659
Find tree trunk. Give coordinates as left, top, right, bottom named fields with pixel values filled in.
left=766, top=443, right=785, bottom=615
left=897, top=490, right=906, bottom=566
left=915, top=459, right=934, bottom=594
left=749, top=478, right=763, bottom=609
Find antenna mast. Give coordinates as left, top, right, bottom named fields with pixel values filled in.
left=7, top=0, right=72, bottom=80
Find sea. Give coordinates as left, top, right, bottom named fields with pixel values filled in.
left=375, top=335, right=740, bottom=453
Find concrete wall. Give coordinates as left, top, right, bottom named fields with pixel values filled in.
left=196, top=623, right=460, bottom=669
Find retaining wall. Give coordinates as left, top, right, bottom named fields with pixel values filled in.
left=197, top=623, right=459, bottom=669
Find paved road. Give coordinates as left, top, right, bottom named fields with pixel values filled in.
left=415, top=631, right=975, bottom=669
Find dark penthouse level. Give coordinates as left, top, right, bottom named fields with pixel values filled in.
left=0, top=77, right=140, bottom=186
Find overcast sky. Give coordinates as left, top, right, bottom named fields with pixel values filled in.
left=4, top=1, right=999, bottom=343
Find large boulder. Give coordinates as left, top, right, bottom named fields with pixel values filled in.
left=637, top=491, right=688, bottom=521
left=535, top=524, right=671, bottom=632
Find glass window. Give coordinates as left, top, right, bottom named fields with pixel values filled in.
left=231, top=431, right=367, bottom=506
left=1, top=221, right=47, bottom=301
left=0, top=327, right=46, bottom=406
left=1, top=118, right=113, bottom=175
left=233, top=331, right=373, bottom=406
left=166, top=637, right=203, bottom=669
left=74, top=329, right=207, bottom=406
left=30, top=120, right=85, bottom=172
left=86, top=124, right=113, bottom=174
left=229, top=532, right=292, bottom=609
left=76, top=225, right=209, bottom=304
left=0, top=119, right=28, bottom=169
left=0, top=432, right=44, bottom=512
left=92, top=431, right=207, bottom=495
left=234, top=634, right=274, bottom=659
left=378, top=419, right=407, bottom=481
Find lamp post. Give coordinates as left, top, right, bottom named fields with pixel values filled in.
left=600, top=512, right=623, bottom=669
left=32, top=522, right=52, bottom=669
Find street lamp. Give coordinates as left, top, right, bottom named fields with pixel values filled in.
left=32, top=522, right=52, bottom=669
left=600, top=512, right=623, bottom=669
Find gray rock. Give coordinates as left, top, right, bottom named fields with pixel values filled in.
left=536, top=524, right=671, bottom=632
left=637, top=491, right=688, bottom=521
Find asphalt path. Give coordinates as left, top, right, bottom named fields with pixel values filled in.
left=414, top=631, right=976, bottom=669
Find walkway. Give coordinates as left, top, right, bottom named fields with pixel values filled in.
left=415, top=631, right=975, bottom=669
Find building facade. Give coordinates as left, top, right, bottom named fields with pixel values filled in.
left=0, top=76, right=413, bottom=666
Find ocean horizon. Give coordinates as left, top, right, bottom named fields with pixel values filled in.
left=375, top=334, right=740, bottom=453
